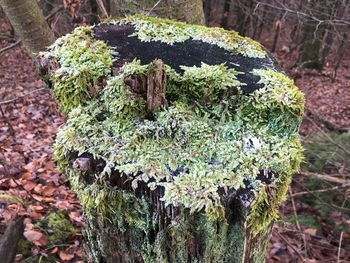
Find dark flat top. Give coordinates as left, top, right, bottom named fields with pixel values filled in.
left=93, top=24, right=280, bottom=94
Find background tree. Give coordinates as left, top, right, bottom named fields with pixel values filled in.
left=109, top=0, right=205, bottom=25
left=0, top=0, right=55, bottom=54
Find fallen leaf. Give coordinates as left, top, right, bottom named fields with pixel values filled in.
left=304, top=228, right=317, bottom=236
left=33, top=234, right=48, bottom=247
left=59, top=251, right=74, bottom=261
left=50, top=247, right=59, bottom=254
left=24, top=229, right=43, bottom=242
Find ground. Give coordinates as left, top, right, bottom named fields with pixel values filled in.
left=1, top=20, right=350, bottom=262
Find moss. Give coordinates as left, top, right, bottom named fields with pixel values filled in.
left=17, top=239, right=33, bottom=258
left=115, top=15, right=267, bottom=58
left=35, top=212, right=78, bottom=245
left=247, top=134, right=302, bottom=237
left=52, top=57, right=304, bottom=221
left=42, top=16, right=305, bottom=262
left=18, top=239, right=58, bottom=262
left=40, top=27, right=113, bottom=114
left=79, top=184, right=150, bottom=232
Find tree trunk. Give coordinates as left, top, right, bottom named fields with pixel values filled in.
left=298, top=0, right=332, bottom=69
left=0, top=217, right=24, bottom=263
left=109, top=0, right=205, bottom=25
left=38, top=16, right=304, bottom=263
left=0, top=0, right=55, bottom=54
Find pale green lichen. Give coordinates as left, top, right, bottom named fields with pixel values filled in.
left=116, top=15, right=267, bottom=58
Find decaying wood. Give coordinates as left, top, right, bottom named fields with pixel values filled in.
left=124, top=59, right=168, bottom=117
left=0, top=217, right=24, bottom=263
left=146, top=60, right=168, bottom=116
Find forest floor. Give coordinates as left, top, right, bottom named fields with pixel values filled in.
left=1, top=20, right=350, bottom=263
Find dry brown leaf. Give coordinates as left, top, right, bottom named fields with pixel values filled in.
left=42, top=185, right=56, bottom=197
left=59, top=251, right=75, bottom=261
left=50, top=247, right=59, bottom=254
left=304, top=228, right=317, bottom=236
left=22, top=180, right=36, bottom=191
left=33, top=234, right=48, bottom=247
left=24, top=229, right=43, bottom=242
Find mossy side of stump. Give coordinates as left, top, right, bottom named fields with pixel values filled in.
left=39, top=16, right=304, bottom=263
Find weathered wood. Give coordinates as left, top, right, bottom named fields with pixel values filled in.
left=0, top=217, right=24, bottom=263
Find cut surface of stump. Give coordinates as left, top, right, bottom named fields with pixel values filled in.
left=39, top=16, right=304, bottom=263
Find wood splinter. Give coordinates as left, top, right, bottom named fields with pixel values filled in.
left=124, top=59, right=168, bottom=117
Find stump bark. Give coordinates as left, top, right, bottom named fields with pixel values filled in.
left=39, top=16, right=304, bottom=263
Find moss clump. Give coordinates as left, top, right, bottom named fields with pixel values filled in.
left=40, top=27, right=113, bottom=114
left=115, top=15, right=267, bottom=58
left=35, top=212, right=78, bottom=245
left=54, top=59, right=304, bottom=220
left=42, top=16, right=305, bottom=262
left=78, top=183, right=150, bottom=232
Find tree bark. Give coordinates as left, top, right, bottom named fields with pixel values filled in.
left=0, top=217, right=24, bottom=263
left=0, top=0, right=55, bottom=54
left=109, top=0, right=205, bottom=25
left=298, top=0, right=330, bottom=69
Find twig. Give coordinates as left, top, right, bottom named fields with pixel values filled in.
left=289, top=187, right=308, bottom=259
left=293, top=179, right=350, bottom=212
left=291, top=182, right=350, bottom=197
left=0, top=87, right=48, bottom=105
left=96, top=0, right=109, bottom=18
left=0, top=105, right=16, bottom=140
left=299, top=171, right=349, bottom=184
left=304, top=115, right=350, bottom=156
left=277, top=232, right=306, bottom=262
left=45, top=5, right=64, bottom=21
left=148, top=0, right=163, bottom=15
left=11, top=178, right=36, bottom=201
left=0, top=40, right=21, bottom=57
left=306, top=109, right=349, bottom=133
left=337, top=231, right=343, bottom=263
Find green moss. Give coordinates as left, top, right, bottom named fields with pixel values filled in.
left=42, top=16, right=305, bottom=262
left=53, top=57, right=304, bottom=221
left=17, top=239, right=33, bottom=258
left=35, top=212, right=78, bottom=245
left=41, top=27, right=113, bottom=114
left=116, top=15, right=267, bottom=58
left=79, top=184, right=150, bottom=232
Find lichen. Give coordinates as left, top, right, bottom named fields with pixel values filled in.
left=115, top=15, right=267, bottom=58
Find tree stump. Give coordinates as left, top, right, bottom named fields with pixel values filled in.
left=38, top=16, right=304, bottom=263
